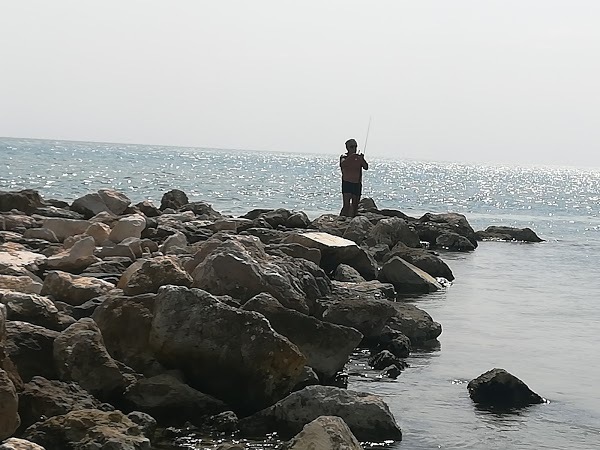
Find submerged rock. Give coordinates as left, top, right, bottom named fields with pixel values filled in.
left=475, top=226, right=543, bottom=242
left=467, top=368, right=545, bottom=408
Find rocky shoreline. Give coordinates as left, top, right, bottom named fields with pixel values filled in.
left=0, top=188, right=543, bottom=449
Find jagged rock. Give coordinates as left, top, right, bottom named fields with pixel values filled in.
left=203, top=411, right=239, bottom=433
left=0, top=275, right=42, bottom=295
left=436, top=232, right=476, bottom=252
left=282, top=416, right=364, bottom=450
left=96, top=237, right=143, bottom=259
left=34, top=205, right=83, bottom=220
left=309, top=214, right=350, bottom=237
left=1, top=292, right=73, bottom=331
left=84, top=222, right=111, bottom=245
left=149, top=286, right=306, bottom=413
left=240, top=385, right=402, bottom=441
left=0, top=190, right=44, bottom=214
left=126, top=412, right=156, bottom=440
left=0, top=247, right=45, bottom=271
left=475, top=226, right=543, bottom=242
left=0, top=369, right=20, bottom=440
left=22, top=409, right=150, bottom=450
left=332, top=264, right=365, bottom=283
left=241, top=228, right=286, bottom=244
left=285, top=232, right=377, bottom=280
left=368, top=350, right=403, bottom=370
left=364, top=217, right=421, bottom=248
left=41, top=218, right=90, bottom=242
left=41, top=271, right=114, bottom=306
left=242, top=293, right=362, bottom=380
left=286, top=212, right=310, bottom=229
left=0, top=438, right=45, bottom=450
left=53, top=319, right=129, bottom=400
left=468, top=368, right=545, bottom=408
left=415, top=213, right=478, bottom=248
left=385, top=303, right=442, bottom=345
left=383, top=244, right=454, bottom=281
left=0, top=214, right=38, bottom=232
left=180, top=201, right=222, bottom=220
left=109, top=215, right=146, bottom=243
left=44, top=236, right=100, bottom=272
left=341, top=216, right=373, bottom=244
left=135, top=201, right=161, bottom=218
left=378, top=257, right=442, bottom=294
left=22, top=228, right=58, bottom=243
left=160, top=190, right=189, bottom=211
left=120, top=256, right=192, bottom=296
left=71, top=189, right=131, bottom=218
left=123, top=374, right=227, bottom=425
left=159, top=231, right=188, bottom=254
left=92, top=293, right=163, bottom=376
left=18, top=376, right=108, bottom=430
left=4, top=322, right=59, bottom=382
left=265, top=244, right=321, bottom=265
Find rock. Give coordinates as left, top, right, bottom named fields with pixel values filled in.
left=41, top=271, right=114, bottom=306
left=310, top=214, right=350, bottom=237
left=0, top=276, right=42, bottom=295
left=1, top=292, right=72, bottom=331
left=285, top=232, right=377, bottom=280
left=378, top=257, right=442, bottom=294
left=22, top=228, right=58, bottom=243
left=341, top=216, right=373, bottom=244
left=149, top=286, right=306, bottom=413
left=96, top=237, right=143, bottom=260
left=291, top=366, right=320, bottom=392
left=265, top=244, right=321, bottom=265
left=241, top=227, right=286, bottom=244
left=41, top=218, right=90, bottom=242
left=92, top=293, right=162, bottom=376
left=368, top=350, right=403, bottom=370
left=385, top=303, right=442, bottom=345
left=240, top=385, right=402, bottom=441
left=0, top=190, right=44, bottom=214
left=71, top=190, right=131, bottom=218
left=22, top=409, right=150, bottom=450
left=109, top=215, right=146, bottom=243
left=84, top=222, right=111, bottom=245
left=180, top=201, right=223, bottom=220
left=159, top=231, right=188, bottom=254
left=282, top=416, right=363, bottom=450
left=0, top=438, right=45, bottom=450
left=160, top=190, right=189, bottom=211
left=126, top=412, right=156, bottom=439
left=18, top=376, right=107, bottom=430
left=123, top=374, right=227, bottom=425
left=203, top=411, right=239, bottom=433
left=286, top=212, right=310, bottom=229
left=120, top=256, right=192, bottom=296
left=44, top=236, right=100, bottom=272
left=34, top=205, right=84, bottom=220
left=0, top=246, right=46, bottom=271
left=415, top=213, right=478, bottom=248
left=53, top=318, right=129, bottom=400
left=383, top=244, right=454, bottom=281
left=0, top=213, right=38, bottom=232
left=0, top=304, right=5, bottom=357
left=436, top=232, right=476, bottom=252
left=243, top=293, right=363, bottom=381
left=475, top=226, right=544, bottom=242
left=467, top=368, right=545, bottom=408
left=365, top=217, right=421, bottom=248
left=135, top=201, right=161, bottom=218
left=333, top=264, right=365, bottom=283
left=4, top=322, right=59, bottom=382
left=0, top=369, right=20, bottom=440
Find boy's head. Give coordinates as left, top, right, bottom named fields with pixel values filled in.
left=345, top=138, right=358, bottom=154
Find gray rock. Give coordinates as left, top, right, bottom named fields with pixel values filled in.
left=436, top=232, right=476, bottom=252
left=286, top=212, right=310, bottom=229
left=282, top=416, right=363, bottom=450
left=385, top=302, right=442, bottom=345
left=0, top=190, right=44, bottom=214
left=415, top=212, right=478, bottom=249
left=475, top=226, right=543, bottom=242
left=378, top=257, right=442, bottom=294
left=41, top=271, right=115, bottom=306
left=333, top=264, right=365, bottom=283
left=4, top=322, right=59, bottom=382
left=266, top=243, right=321, bottom=265
left=0, top=369, right=20, bottom=440
left=468, top=368, right=545, bottom=408
left=365, top=217, right=421, bottom=248
left=1, top=292, right=72, bottom=331
left=120, top=256, right=192, bottom=296
left=383, top=244, right=454, bottom=281
left=160, top=189, right=189, bottom=211
left=0, top=438, right=45, bottom=450
left=41, top=218, right=90, bottom=242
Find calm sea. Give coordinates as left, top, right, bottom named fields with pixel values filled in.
left=2, top=138, right=599, bottom=449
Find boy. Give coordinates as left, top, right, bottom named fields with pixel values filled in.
left=340, top=138, right=369, bottom=217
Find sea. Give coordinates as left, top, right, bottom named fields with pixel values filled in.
left=1, top=137, right=599, bottom=450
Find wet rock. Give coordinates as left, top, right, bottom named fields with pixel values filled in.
left=123, top=374, right=227, bottom=425
left=383, top=244, right=454, bottom=281
left=0, top=438, right=45, bottom=450
left=41, top=271, right=114, bottom=306
left=0, top=275, right=42, bottom=295
left=385, top=303, right=442, bottom=345
left=18, top=376, right=108, bottom=430
left=1, top=292, right=73, bottom=331
left=364, top=217, right=421, bottom=248
left=467, top=368, right=545, bottom=408
left=120, top=256, right=192, bottom=296
left=243, top=293, right=363, bottom=381
left=109, top=215, right=146, bottom=243
left=92, top=293, right=162, bottom=375
left=54, top=318, right=129, bottom=400
left=378, top=256, right=442, bottom=294
left=292, top=366, right=320, bottom=392
left=240, top=385, right=402, bottom=441
left=368, top=350, right=404, bottom=370
left=160, top=189, right=189, bottom=211
left=0, top=190, right=44, bottom=214
left=0, top=369, right=20, bottom=440
left=415, top=213, right=478, bottom=249
left=22, top=409, right=150, bottom=450
left=4, top=322, right=59, bottom=382
left=332, top=264, right=365, bottom=283
left=436, top=232, right=476, bottom=252
left=203, top=411, right=239, bottom=433
left=149, top=286, right=306, bottom=413
left=475, top=226, right=544, bottom=242
left=282, top=416, right=363, bottom=450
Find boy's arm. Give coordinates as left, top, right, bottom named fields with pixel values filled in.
left=360, top=155, right=369, bottom=170
left=339, top=154, right=346, bottom=169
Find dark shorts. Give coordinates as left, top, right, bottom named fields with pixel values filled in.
left=342, top=180, right=362, bottom=196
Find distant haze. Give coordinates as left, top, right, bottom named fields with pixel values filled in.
left=2, top=1, right=600, bottom=167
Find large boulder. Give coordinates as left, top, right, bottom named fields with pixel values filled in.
left=475, top=226, right=543, bottom=242
left=0, top=246, right=45, bottom=272
left=0, top=292, right=73, bottom=331
left=0, top=438, right=45, bottom=450
left=0, top=276, right=42, bottom=295
left=240, top=385, right=402, bottom=441
left=383, top=244, right=454, bottom=281
left=71, top=189, right=131, bottom=218
left=92, top=294, right=162, bottom=376
left=160, top=189, right=189, bottom=211
left=108, top=215, right=146, bottom=243
left=149, top=286, right=306, bottom=413
left=0, top=190, right=44, bottom=214
left=44, top=236, right=100, bottom=272
left=0, top=369, right=20, bottom=440
left=22, top=409, right=150, bottom=450
left=22, top=228, right=59, bottom=243
left=435, top=232, right=476, bottom=252
left=378, top=257, right=442, bottom=294
left=242, top=293, right=362, bottom=380
left=467, top=368, right=545, bottom=408
left=285, top=232, right=377, bottom=280
left=4, top=322, right=59, bottom=382
left=41, top=218, right=90, bottom=242
left=341, top=216, right=373, bottom=244
left=18, top=376, right=107, bottom=431
left=385, top=302, right=442, bottom=345
left=53, top=319, right=129, bottom=401
left=119, top=256, right=192, bottom=296
left=364, top=217, right=421, bottom=248
left=41, top=271, right=114, bottom=306
left=123, top=374, right=227, bottom=425
left=282, top=416, right=363, bottom=450
left=414, top=213, right=478, bottom=249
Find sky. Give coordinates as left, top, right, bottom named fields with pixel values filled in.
left=1, top=1, right=600, bottom=167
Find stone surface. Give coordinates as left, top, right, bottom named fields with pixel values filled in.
left=120, top=256, right=192, bottom=296
left=0, top=438, right=45, bottom=450
left=149, top=286, right=306, bottom=413
left=22, top=409, right=150, bottom=450
left=41, top=271, right=114, bottom=306
left=22, top=228, right=58, bottom=243
left=383, top=244, right=454, bottom=281
left=84, top=222, right=111, bottom=245
left=109, top=215, right=146, bottom=243
left=53, top=318, right=129, bottom=400
left=378, top=257, right=442, bottom=294
left=475, top=226, right=544, bottom=242
left=467, top=368, right=545, bottom=408
left=0, top=190, right=44, bottom=214
left=0, top=369, right=20, bottom=440
left=435, top=232, right=476, bottom=252
left=240, top=385, right=402, bottom=442
left=341, top=216, right=373, bottom=244
left=0, top=247, right=45, bottom=270
left=159, top=231, right=188, bottom=254
left=160, top=189, right=189, bottom=211
left=41, top=218, right=90, bottom=242
left=44, top=236, right=100, bottom=272
left=385, top=302, right=442, bottom=345
left=282, top=416, right=363, bottom=450
left=265, top=244, right=321, bottom=265
left=415, top=213, right=478, bottom=249
left=4, top=322, right=59, bottom=382
left=243, top=293, right=362, bottom=380
left=332, top=264, right=365, bottom=283
left=0, top=276, right=42, bottom=295
left=0, top=292, right=71, bottom=331
left=365, top=217, right=421, bottom=248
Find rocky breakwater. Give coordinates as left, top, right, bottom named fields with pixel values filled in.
left=0, top=188, right=541, bottom=448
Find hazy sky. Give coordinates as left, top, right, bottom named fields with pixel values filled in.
left=2, top=1, right=600, bottom=166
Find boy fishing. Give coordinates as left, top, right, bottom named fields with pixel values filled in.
left=339, top=138, right=369, bottom=217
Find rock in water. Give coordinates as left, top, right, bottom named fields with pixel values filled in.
left=467, top=368, right=544, bottom=408
left=282, top=416, right=364, bottom=450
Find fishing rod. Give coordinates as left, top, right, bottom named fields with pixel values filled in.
left=362, top=116, right=372, bottom=155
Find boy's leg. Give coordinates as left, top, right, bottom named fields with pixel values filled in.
left=341, top=193, right=352, bottom=216
left=350, top=194, right=360, bottom=217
